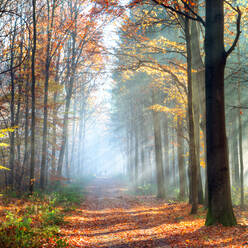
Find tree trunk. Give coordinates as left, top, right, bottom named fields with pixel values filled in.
left=57, top=91, right=72, bottom=176
left=70, top=97, right=77, bottom=173
left=177, top=118, right=186, bottom=200
left=231, top=114, right=239, bottom=186
left=152, top=89, right=166, bottom=199
left=191, top=19, right=205, bottom=205
left=134, top=124, right=139, bottom=189
left=51, top=55, right=60, bottom=177
left=140, top=119, right=146, bottom=186
left=9, top=22, right=17, bottom=188
left=57, top=36, right=76, bottom=176
left=77, top=89, right=86, bottom=174
left=185, top=17, right=198, bottom=214
left=237, top=45, right=244, bottom=208
left=163, top=116, right=170, bottom=187
left=205, top=0, right=236, bottom=226
left=40, top=0, right=55, bottom=189
left=172, top=129, right=176, bottom=188
left=30, top=0, right=37, bottom=194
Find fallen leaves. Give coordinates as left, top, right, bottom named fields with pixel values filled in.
left=0, top=178, right=247, bottom=247
left=58, top=178, right=248, bottom=248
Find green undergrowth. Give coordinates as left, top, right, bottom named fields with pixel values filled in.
left=127, top=183, right=188, bottom=204
left=231, top=185, right=248, bottom=206
left=0, top=206, right=69, bottom=247
left=128, top=183, right=157, bottom=196
left=0, top=181, right=88, bottom=248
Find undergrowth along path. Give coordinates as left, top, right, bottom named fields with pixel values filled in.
left=61, top=178, right=248, bottom=248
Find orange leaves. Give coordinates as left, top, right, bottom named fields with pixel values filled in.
left=2, top=178, right=247, bottom=248
left=56, top=179, right=248, bottom=248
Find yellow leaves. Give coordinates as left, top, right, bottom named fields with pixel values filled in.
left=149, top=104, right=185, bottom=120
left=0, top=165, right=10, bottom=170
left=0, top=126, right=18, bottom=135
left=0, top=127, right=18, bottom=139
left=149, top=104, right=171, bottom=113
left=0, top=143, right=9, bottom=147
left=122, top=70, right=135, bottom=81
left=0, top=127, right=18, bottom=152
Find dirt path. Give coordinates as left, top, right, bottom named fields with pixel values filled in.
left=60, top=178, right=248, bottom=248
left=61, top=177, right=171, bottom=247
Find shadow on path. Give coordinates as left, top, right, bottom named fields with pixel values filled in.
left=60, top=178, right=248, bottom=248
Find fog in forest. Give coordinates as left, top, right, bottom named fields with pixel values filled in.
left=0, top=1, right=248, bottom=246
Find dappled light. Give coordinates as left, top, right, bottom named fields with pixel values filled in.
left=59, top=178, right=248, bottom=247
left=0, top=0, right=248, bottom=247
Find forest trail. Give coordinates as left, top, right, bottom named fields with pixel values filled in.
left=60, top=178, right=248, bottom=248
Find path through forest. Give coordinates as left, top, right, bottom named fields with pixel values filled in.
left=60, top=178, right=248, bottom=248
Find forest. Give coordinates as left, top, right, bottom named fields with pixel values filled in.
left=0, top=0, right=248, bottom=247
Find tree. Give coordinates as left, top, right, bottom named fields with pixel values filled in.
left=30, top=0, right=37, bottom=195
left=40, top=0, right=57, bottom=189
left=204, top=0, right=240, bottom=226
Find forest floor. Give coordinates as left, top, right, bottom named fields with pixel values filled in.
left=60, top=178, right=248, bottom=248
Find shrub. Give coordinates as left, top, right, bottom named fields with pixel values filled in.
left=41, top=208, right=65, bottom=226
left=0, top=209, right=69, bottom=248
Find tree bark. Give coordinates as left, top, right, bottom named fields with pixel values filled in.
left=30, top=0, right=37, bottom=194
left=185, top=17, right=198, bottom=214
left=190, top=18, right=204, bottom=205
left=205, top=0, right=237, bottom=226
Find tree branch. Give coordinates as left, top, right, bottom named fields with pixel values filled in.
left=150, top=0, right=205, bottom=26
left=225, top=6, right=242, bottom=57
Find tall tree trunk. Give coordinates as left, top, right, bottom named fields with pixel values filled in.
left=69, top=97, right=77, bottom=172
left=177, top=118, right=186, bottom=200
left=185, top=17, right=198, bottom=214
left=51, top=92, right=57, bottom=176
left=237, top=45, right=244, bottom=208
left=163, top=116, right=170, bottom=187
left=22, top=47, right=31, bottom=188
left=230, top=111, right=239, bottom=186
left=77, top=89, right=86, bottom=174
left=57, top=90, right=73, bottom=176
left=65, top=138, right=70, bottom=180
left=152, top=89, right=166, bottom=199
left=57, top=32, right=76, bottom=176
left=9, top=22, right=17, bottom=188
left=140, top=117, right=146, bottom=186
left=40, top=0, right=56, bottom=189
left=51, top=55, right=60, bottom=177
left=205, top=0, right=238, bottom=226
left=134, top=124, right=139, bottom=189
left=129, top=126, right=134, bottom=183
left=191, top=19, right=205, bottom=205
left=172, top=129, right=176, bottom=188
left=30, top=0, right=37, bottom=194
left=15, top=27, right=24, bottom=185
